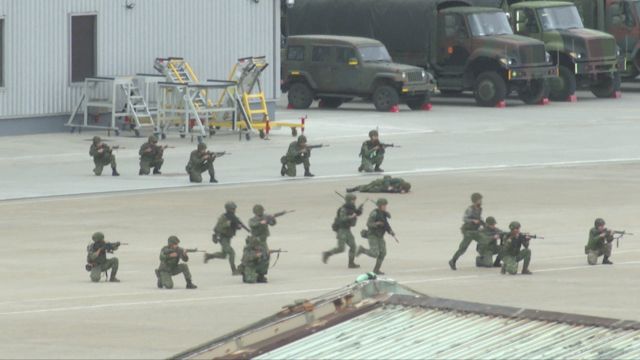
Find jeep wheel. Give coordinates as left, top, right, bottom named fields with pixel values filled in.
left=288, top=83, right=314, bottom=109
left=590, top=73, right=619, bottom=98
left=549, top=65, right=576, bottom=101
left=518, top=79, right=549, bottom=105
left=319, top=97, right=344, bottom=109
left=473, top=71, right=507, bottom=107
left=372, top=85, right=400, bottom=112
left=406, top=95, right=428, bottom=110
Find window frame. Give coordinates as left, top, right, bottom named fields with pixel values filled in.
left=286, top=45, right=305, bottom=61
left=68, top=12, right=98, bottom=85
left=311, top=45, right=332, bottom=63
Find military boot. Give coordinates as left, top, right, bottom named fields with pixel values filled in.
left=492, top=256, right=502, bottom=268
left=186, top=280, right=198, bottom=289
left=112, top=168, right=120, bottom=176
left=304, top=168, right=315, bottom=177
left=322, top=251, right=330, bottom=264
left=603, top=256, right=613, bottom=265
left=153, top=168, right=162, bottom=175
left=280, top=164, right=287, bottom=176
left=210, top=177, right=218, bottom=183
left=257, top=274, right=268, bottom=283
left=521, top=267, right=533, bottom=275
left=373, top=259, right=384, bottom=275
left=374, top=165, right=384, bottom=172
left=357, top=165, right=364, bottom=172
left=231, top=264, right=242, bottom=276
left=448, top=259, right=457, bottom=271
left=154, top=269, right=162, bottom=288
left=348, top=255, right=360, bottom=269
left=109, top=275, right=120, bottom=282
left=139, top=169, right=145, bottom=176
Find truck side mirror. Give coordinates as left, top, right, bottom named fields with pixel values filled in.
left=348, top=58, right=359, bottom=66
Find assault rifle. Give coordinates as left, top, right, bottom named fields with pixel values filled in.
left=270, top=248, right=288, bottom=268
left=206, top=151, right=230, bottom=157
left=264, top=210, right=295, bottom=222
left=184, top=248, right=205, bottom=253
left=305, top=144, right=329, bottom=150
left=334, top=191, right=367, bottom=215
left=102, top=242, right=128, bottom=253
left=379, top=143, right=401, bottom=149
left=522, top=233, right=544, bottom=239
left=367, top=199, right=399, bottom=243
left=608, top=230, right=634, bottom=248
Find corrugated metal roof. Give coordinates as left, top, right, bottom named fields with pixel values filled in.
left=257, top=304, right=640, bottom=360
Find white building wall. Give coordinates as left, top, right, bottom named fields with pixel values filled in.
left=0, top=0, right=280, bottom=119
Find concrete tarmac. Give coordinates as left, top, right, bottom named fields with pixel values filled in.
left=1, top=89, right=640, bottom=358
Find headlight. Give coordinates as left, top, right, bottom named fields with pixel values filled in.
left=545, top=52, right=551, bottom=63
left=569, top=52, right=583, bottom=59
left=421, top=70, right=426, bottom=78
left=499, top=57, right=515, bottom=66
left=401, top=72, right=407, bottom=79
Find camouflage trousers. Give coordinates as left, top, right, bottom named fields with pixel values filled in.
left=139, top=157, right=164, bottom=175
left=242, top=259, right=269, bottom=283
left=586, top=242, right=612, bottom=265
left=356, top=184, right=385, bottom=193
left=326, top=228, right=357, bottom=258
left=452, top=230, right=481, bottom=262
left=360, top=234, right=386, bottom=261
left=93, top=154, right=117, bottom=175
left=157, top=264, right=192, bottom=289
left=282, top=154, right=310, bottom=177
left=209, top=237, right=236, bottom=270
left=360, top=153, right=384, bottom=172
left=476, top=242, right=499, bottom=267
left=90, top=258, right=119, bottom=282
left=502, top=249, right=531, bottom=275
left=186, top=161, right=215, bottom=183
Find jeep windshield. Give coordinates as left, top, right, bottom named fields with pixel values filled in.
left=537, top=6, right=583, bottom=31
left=467, top=12, right=514, bottom=36
left=358, top=46, right=392, bottom=62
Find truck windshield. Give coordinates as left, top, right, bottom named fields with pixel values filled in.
left=358, top=46, right=392, bottom=62
left=536, top=6, right=584, bottom=30
left=467, top=12, right=514, bottom=36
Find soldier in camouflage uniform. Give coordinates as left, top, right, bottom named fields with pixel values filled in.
left=357, top=198, right=393, bottom=275
left=89, top=136, right=119, bottom=176
left=449, top=193, right=484, bottom=270
left=585, top=218, right=614, bottom=265
left=186, top=143, right=217, bottom=183
left=322, top=193, right=363, bottom=268
left=86, top=232, right=120, bottom=282
left=476, top=216, right=502, bottom=268
left=500, top=221, right=533, bottom=275
left=154, top=236, right=198, bottom=289
left=280, top=135, right=314, bottom=177
left=138, top=135, right=164, bottom=175
left=359, top=130, right=385, bottom=172
left=346, top=176, right=411, bottom=193
left=248, top=204, right=276, bottom=282
left=204, top=202, right=243, bottom=275
left=239, top=236, right=270, bottom=283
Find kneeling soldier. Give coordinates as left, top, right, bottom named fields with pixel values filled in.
left=585, top=218, right=614, bottom=265
left=155, top=236, right=197, bottom=289
left=476, top=216, right=502, bottom=267
left=501, top=221, right=533, bottom=275
left=139, top=135, right=164, bottom=175
left=89, top=136, right=119, bottom=176
left=186, top=143, right=217, bottom=183
left=239, top=236, right=270, bottom=283
left=86, top=232, right=120, bottom=282
left=359, top=129, right=385, bottom=172
left=280, top=135, right=314, bottom=177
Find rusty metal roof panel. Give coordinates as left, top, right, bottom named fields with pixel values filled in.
left=255, top=305, right=640, bottom=360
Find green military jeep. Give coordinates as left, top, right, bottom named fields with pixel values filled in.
left=281, top=35, right=436, bottom=111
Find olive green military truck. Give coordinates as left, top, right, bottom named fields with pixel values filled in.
left=476, top=0, right=621, bottom=99
left=285, top=0, right=558, bottom=107
left=281, top=35, right=436, bottom=111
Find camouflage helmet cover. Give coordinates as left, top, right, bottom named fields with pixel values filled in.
left=92, top=232, right=105, bottom=242
left=297, top=135, right=307, bottom=144
left=471, top=192, right=483, bottom=203
left=509, top=221, right=521, bottom=230
left=400, top=182, right=411, bottom=191
left=148, top=135, right=158, bottom=143
left=253, top=204, right=265, bottom=216
left=225, top=201, right=237, bottom=211
left=595, top=218, right=606, bottom=227
left=376, top=198, right=388, bottom=206
left=369, top=129, right=379, bottom=138
left=168, top=235, right=180, bottom=245
left=345, top=194, right=356, bottom=202
left=486, top=216, right=497, bottom=225
left=92, top=136, right=101, bottom=144
left=197, top=143, right=207, bottom=151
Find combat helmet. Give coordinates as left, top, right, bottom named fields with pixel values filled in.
left=148, top=135, right=158, bottom=143
left=509, top=221, right=521, bottom=230
left=92, top=136, right=101, bottom=144
left=376, top=198, right=388, bottom=206
left=197, top=143, right=207, bottom=151
left=345, top=194, right=356, bottom=203
left=297, top=135, right=307, bottom=144
left=225, top=201, right=237, bottom=211
left=471, top=192, right=483, bottom=203
left=253, top=204, right=265, bottom=216
left=168, top=235, right=180, bottom=245
left=486, top=216, right=497, bottom=225
left=400, top=182, right=412, bottom=192
left=369, top=129, right=379, bottom=138
left=595, top=218, right=606, bottom=227
left=92, top=232, right=105, bottom=242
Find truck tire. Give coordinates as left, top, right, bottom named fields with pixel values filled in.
left=518, top=79, right=549, bottom=105
left=590, top=73, right=619, bottom=98
left=319, top=97, right=344, bottom=109
left=372, top=85, right=400, bottom=112
left=549, top=65, right=576, bottom=101
left=473, top=72, right=507, bottom=107
left=406, top=95, right=428, bottom=110
left=288, top=83, right=314, bottom=109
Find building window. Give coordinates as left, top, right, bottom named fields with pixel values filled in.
left=70, top=14, right=96, bottom=83
left=0, top=18, right=4, bottom=87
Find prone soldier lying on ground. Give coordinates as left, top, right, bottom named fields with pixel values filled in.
left=346, top=176, right=411, bottom=193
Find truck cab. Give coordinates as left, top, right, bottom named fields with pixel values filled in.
left=507, top=1, right=620, bottom=99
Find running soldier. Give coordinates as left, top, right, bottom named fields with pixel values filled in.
left=204, top=202, right=245, bottom=275
left=357, top=198, right=394, bottom=275
left=449, top=193, right=484, bottom=270
left=322, top=193, right=364, bottom=268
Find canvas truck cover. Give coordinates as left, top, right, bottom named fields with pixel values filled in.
left=288, top=0, right=451, bottom=66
